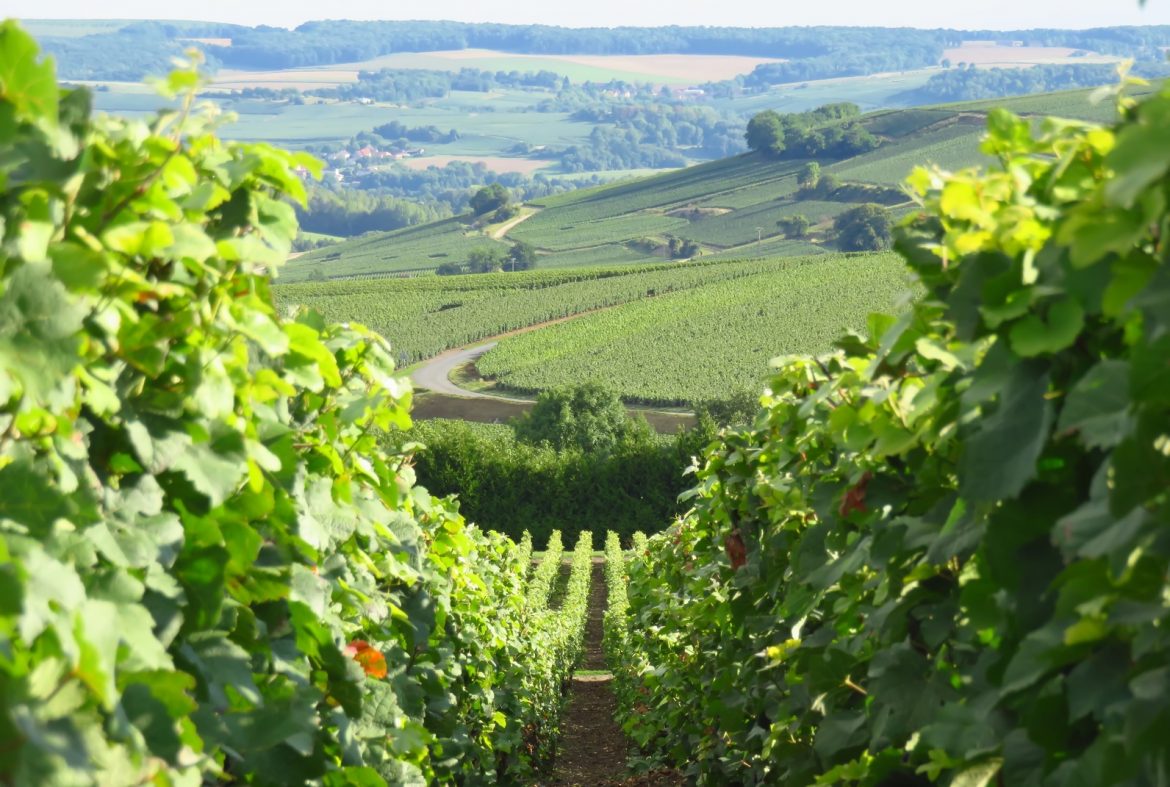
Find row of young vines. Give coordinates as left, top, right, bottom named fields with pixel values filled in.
left=0, top=25, right=592, bottom=786
left=607, top=76, right=1170, bottom=785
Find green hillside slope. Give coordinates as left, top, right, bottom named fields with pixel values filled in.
left=282, top=87, right=1126, bottom=283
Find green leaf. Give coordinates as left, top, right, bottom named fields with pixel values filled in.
left=1104, top=102, right=1170, bottom=207
left=0, top=21, right=59, bottom=126
left=179, top=632, right=261, bottom=707
left=173, top=546, right=228, bottom=632
left=1009, top=298, right=1084, bottom=357
left=18, top=546, right=86, bottom=642
left=1057, top=360, right=1130, bottom=449
left=171, top=438, right=246, bottom=508
left=959, top=362, right=1052, bottom=502
left=951, top=759, right=1004, bottom=787
left=0, top=261, right=85, bottom=406
left=1059, top=207, right=1146, bottom=268
left=116, top=602, right=173, bottom=672
left=295, top=476, right=357, bottom=551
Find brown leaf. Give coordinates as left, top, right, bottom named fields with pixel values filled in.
left=724, top=530, right=747, bottom=570
left=839, top=471, right=874, bottom=517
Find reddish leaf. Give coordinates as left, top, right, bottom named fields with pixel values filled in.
left=839, top=471, right=874, bottom=517
left=724, top=530, right=747, bottom=570
left=344, top=640, right=388, bottom=679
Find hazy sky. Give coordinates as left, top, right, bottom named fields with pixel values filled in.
left=11, top=0, right=1170, bottom=30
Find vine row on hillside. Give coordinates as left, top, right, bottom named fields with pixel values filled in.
left=606, top=75, right=1170, bottom=786
left=0, top=25, right=581, bottom=786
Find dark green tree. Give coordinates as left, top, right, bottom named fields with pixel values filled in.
left=744, top=110, right=786, bottom=157
left=777, top=214, right=811, bottom=238
left=469, top=182, right=511, bottom=215
left=833, top=203, right=892, bottom=251
left=513, top=383, right=651, bottom=453
left=797, top=162, right=821, bottom=191
left=815, top=172, right=841, bottom=197
left=508, top=240, right=538, bottom=271
left=466, top=246, right=507, bottom=273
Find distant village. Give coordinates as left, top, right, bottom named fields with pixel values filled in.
left=316, top=144, right=428, bottom=183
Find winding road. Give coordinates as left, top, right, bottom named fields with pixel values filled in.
left=410, top=342, right=514, bottom=400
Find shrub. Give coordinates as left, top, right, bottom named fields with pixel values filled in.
left=833, top=202, right=893, bottom=251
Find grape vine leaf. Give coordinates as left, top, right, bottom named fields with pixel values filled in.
left=959, top=363, right=1052, bottom=502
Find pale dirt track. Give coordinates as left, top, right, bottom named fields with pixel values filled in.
left=410, top=342, right=504, bottom=399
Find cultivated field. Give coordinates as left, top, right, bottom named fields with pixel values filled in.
left=276, top=256, right=807, bottom=363
left=395, top=154, right=557, bottom=176
left=941, top=42, right=1122, bottom=67
left=207, top=49, right=784, bottom=90
left=211, top=68, right=360, bottom=90
left=475, top=252, right=912, bottom=404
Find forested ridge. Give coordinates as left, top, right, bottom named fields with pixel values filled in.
left=36, top=19, right=1170, bottom=82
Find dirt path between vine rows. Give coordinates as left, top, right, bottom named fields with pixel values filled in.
left=545, top=559, right=684, bottom=787
left=491, top=206, right=541, bottom=240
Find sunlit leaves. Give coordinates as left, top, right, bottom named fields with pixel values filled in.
left=0, top=25, right=562, bottom=786
left=615, top=73, right=1170, bottom=787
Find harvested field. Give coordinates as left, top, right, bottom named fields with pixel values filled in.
left=209, top=49, right=783, bottom=89
left=395, top=154, right=556, bottom=175
left=211, top=68, right=361, bottom=90
left=941, top=43, right=1122, bottom=67
left=426, top=49, right=785, bottom=82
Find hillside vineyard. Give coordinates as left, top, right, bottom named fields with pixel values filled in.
left=2, top=16, right=1170, bottom=787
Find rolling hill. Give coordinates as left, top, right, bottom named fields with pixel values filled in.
left=280, top=86, right=1123, bottom=283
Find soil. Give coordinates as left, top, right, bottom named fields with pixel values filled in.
left=542, top=560, right=685, bottom=787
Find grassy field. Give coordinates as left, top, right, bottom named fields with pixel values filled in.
left=475, top=252, right=913, bottom=404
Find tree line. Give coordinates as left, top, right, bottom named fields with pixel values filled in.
left=312, top=67, right=564, bottom=104
left=899, top=61, right=1170, bottom=103
left=40, top=19, right=1170, bottom=83
left=744, top=103, right=880, bottom=160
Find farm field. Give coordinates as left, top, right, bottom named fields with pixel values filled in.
left=711, top=69, right=939, bottom=115
left=275, top=256, right=808, bottom=363
left=211, top=49, right=785, bottom=89
left=475, top=252, right=912, bottom=404
left=940, top=42, right=1122, bottom=67
left=86, top=81, right=603, bottom=157
left=828, top=120, right=988, bottom=183
left=395, top=154, right=557, bottom=176
left=283, top=216, right=512, bottom=280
